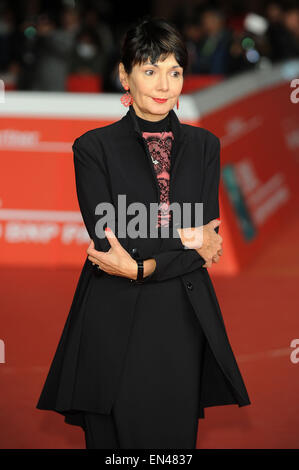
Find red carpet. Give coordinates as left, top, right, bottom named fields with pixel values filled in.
left=0, top=219, right=298, bottom=449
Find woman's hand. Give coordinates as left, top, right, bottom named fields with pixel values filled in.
left=177, top=219, right=223, bottom=268
left=86, top=229, right=137, bottom=279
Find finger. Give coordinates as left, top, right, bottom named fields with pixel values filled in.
left=89, top=255, right=110, bottom=272
left=86, top=245, right=107, bottom=260
left=88, top=254, right=104, bottom=267
left=203, top=259, right=212, bottom=268
left=86, top=239, right=95, bottom=251
left=105, top=228, right=121, bottom=248
left=88, top=255, right=98, bottom=264
left=181, top=227, right=198, bottom=243
left=209, top=219, right=221, bottom=230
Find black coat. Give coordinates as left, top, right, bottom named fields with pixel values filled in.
left=36, top=104, right=251, bottom=427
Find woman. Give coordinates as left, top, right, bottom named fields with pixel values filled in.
left=36, top=16, right=251, bottom=449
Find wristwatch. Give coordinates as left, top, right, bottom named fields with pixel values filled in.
left=130, top=258, right=144, bottom=284
left=135, top=258, right=144, bottom=284
left=129, top=248, right=145, bottom=284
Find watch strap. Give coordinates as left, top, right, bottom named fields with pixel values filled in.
left=135, top=258, right=144, bottom=283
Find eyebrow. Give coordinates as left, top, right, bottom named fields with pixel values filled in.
left=143, top=63, right=182, bottom=69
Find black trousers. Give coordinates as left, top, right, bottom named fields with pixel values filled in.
left=83, top=280, right=206, bottom=449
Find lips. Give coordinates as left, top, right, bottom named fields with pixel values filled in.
left=152, top=98, right=167, bottom=103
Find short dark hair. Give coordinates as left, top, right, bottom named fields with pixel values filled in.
left=120, top=15, right=188, bottom=75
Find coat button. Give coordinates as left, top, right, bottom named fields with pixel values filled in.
left=130, top=247, right=140, bottom=259
left=186, top=281, right=193, bottom=290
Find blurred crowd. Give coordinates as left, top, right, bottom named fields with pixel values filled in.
left=0, top=0, right=298, bottom=92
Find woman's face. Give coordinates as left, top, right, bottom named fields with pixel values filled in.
left=119, top=53, right=183, bottom=121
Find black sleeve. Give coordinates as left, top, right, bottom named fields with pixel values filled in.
left=143, top=132, right=221, bottom=282
left=73, top=133, right=130, bottom=257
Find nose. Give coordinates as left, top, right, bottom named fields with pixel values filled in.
left=157, top=74, right=169, bottom=91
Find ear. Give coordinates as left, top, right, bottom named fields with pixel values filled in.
left=118, top=61, right=124, bottom=74
left=118, top=62, right=128, bottom=88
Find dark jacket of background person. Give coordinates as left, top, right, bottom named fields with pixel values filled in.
left=31, top=27, right=77, bottom=91
left=191, top=28, right=232, bottom=74
left=266, top=20, right=299, bottom=61
left=36, top=105, right=251, bottom=428
left=68, top=28, right=107, bottom=76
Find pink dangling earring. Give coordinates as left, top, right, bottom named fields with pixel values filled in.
left=120, top=85, right=134, bottom=107
left=176, top=98, right=179, bottom=110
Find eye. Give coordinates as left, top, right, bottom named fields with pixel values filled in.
left=144, top=70, right=181, bottom=77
